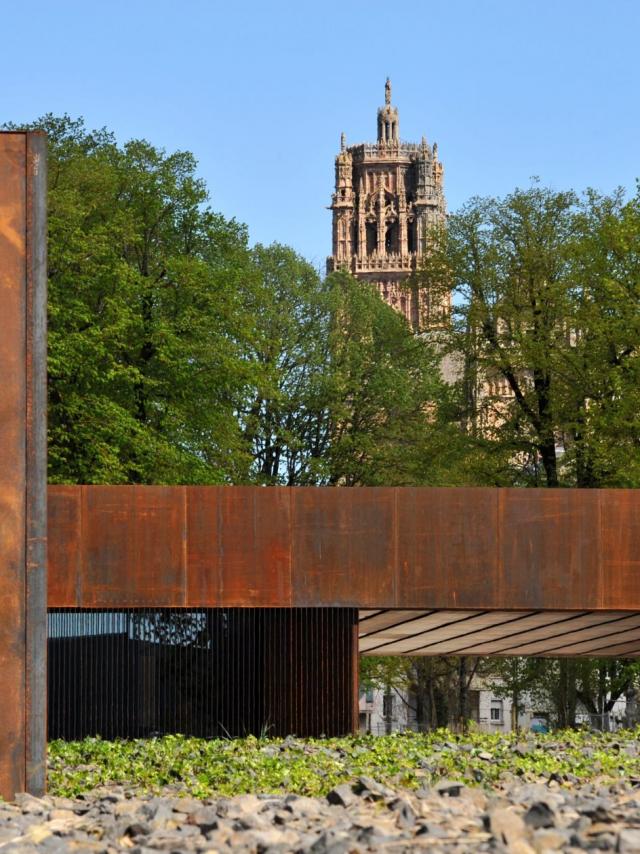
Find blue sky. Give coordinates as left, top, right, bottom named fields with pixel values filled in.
left=3, top=0, right=639, bottom=268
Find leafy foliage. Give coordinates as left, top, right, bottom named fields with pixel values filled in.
left=5, top=115, right=457, bottom=488
left=4, top=115, right=260, bottom=484
left=326, top=272, right=460, bottom=486
left=240, top=243, right=333, bottom=484
left=415, top=182, right=640, bottom=487
left=361, top=656, right=489, bottom=731
left=48, top=729, right=640, bottom=799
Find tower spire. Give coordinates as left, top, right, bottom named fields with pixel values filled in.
left=377, top=78, right=399, bottom=143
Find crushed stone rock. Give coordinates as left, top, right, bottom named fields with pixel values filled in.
left=6, top=768, right=640, bottom=852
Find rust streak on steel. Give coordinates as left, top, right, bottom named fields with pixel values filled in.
left=186, top=486, right=292, bottom=607
left=0, top=132, right=27, bottom=802
left=48, top=486, right=640, bottom=613
left=0, top=133, right=47, bottom=800
left=80, top=486, right=187, bottom=607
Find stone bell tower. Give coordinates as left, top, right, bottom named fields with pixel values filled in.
left=327, top=79, right=448, bottom=329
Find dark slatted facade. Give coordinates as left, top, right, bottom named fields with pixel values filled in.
left=48, top=608, right=358, bottom=740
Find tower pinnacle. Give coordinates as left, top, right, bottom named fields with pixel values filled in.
left=377, top=78, right=399, bottom=143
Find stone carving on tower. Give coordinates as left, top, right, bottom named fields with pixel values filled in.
left=327, top=79, right=449, bottom=330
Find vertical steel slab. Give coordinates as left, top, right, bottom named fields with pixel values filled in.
left=46, top=486, right=80, bottom=607
left=291, top=487, right=396, bottom=607
left=600, top=490, right=640, bottom=609
left=0, top=133, right=47, bottom=799
left=396, top=488, right=498, bottom=609
left=0, top=132, right=26, bottom=802
left=25, top=133, right=48, bottom=796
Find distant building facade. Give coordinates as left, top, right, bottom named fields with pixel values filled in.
left=358, top=683, right=532, bottom=735
left=359, top=683, right=629, bottom=735
left=327, top=79, right=449, bottom=330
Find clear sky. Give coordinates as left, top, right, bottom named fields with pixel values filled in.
left=3, top=0, right=639, bottom=269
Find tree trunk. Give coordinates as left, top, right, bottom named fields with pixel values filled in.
left=597, top=663, right=607, bottom=731
left=512, top=687, right=520, bottom=732
left=556, top=659, right=577, bottom=728
left=458, top=657, right=468, bottom=732
left=539, top=437, right=558, bottom=488
left=625, top=686, right=640, bottom=728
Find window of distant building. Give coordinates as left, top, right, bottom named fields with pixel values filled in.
left=490, top=699, right=503, bottom=724
left=365, top=686, right=374, bottom=703
left=383, top=693, right=394, bottom=718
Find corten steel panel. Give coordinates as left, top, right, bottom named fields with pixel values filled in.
left=0, top=133, right=47, bottom=800
left=600, top=490, right=640, bottom=609
left=396, top=488, right=498, bottom=609
left=499, top=489, right=601, bottom=610
left=0, top=132, right=27, bottom=802
left=46, top=486, right=80, bottom=607
left=291, top=487, right=395, bottom=607
left=186, top=486, right=291, bottom=606
left=48, top=485, right=640, bottom=613
left=81, top=486, right=186, bottom=606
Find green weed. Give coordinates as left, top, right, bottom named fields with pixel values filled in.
left=47, top=728, right=640, bottom=799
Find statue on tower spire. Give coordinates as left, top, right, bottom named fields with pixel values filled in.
left=377, top=78, right=399, bottom=143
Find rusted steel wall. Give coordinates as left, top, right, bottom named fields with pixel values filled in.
left=0, top=133, right=47, bottom=800
left=48, top=486, right=640, bottom=612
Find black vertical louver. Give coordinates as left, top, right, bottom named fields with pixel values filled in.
left=48, top=608, right=357, bottom=740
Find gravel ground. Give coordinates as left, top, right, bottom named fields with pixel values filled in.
left=3, top=776, right=640, bottom=853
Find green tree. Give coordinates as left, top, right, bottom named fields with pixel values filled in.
left=562, top=188, right=640, bottom=486
left=240, top=244, right=333, bottom=484
left=360, top=654, right=486, bottom=732
left=326, top=271, right=461, bottom=486
left=8, top=115, right=258, bottom=484
left=524, top=659, right=579, bottom=728
left=485, top=657, right=541, bottom=730
left=574, top=658, right=640, bottom=729
left=416, top=183, right=640, bottom=488
left=238, top=264, right=466, bottom=488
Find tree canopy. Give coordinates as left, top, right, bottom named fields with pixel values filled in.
left=416, top=182, right=640, bottom=488
left=7, top=115, right=454, bottom=488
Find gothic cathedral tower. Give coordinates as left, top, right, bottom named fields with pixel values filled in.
left=327, top=79, right=448, bottom=329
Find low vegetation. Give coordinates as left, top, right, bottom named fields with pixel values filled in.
left=48, top=729, right=640, bottom=799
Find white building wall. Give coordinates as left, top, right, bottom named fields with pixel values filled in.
left=360, top=681, right=628, bottom=734
left=359, top=687, right=416, bottom=735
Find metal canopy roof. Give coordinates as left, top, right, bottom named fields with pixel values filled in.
left=358, top=609, right=640, bottom=658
